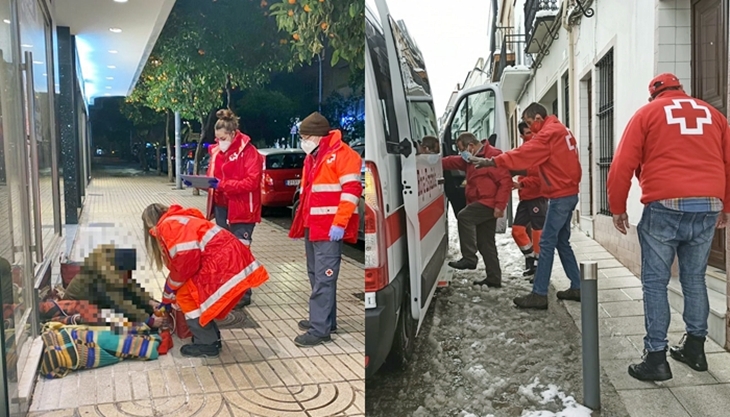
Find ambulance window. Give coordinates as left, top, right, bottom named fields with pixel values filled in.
left=366, top=20, right=399, bottom=145
left=408, top=101, right=438, bottom=140
left=449, top=90, right=497, bottom=151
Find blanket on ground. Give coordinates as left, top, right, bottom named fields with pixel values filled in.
left=40, top=323, right=161, bottom=379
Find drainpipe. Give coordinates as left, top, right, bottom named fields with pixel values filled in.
left=563, top=0, right=579, bottom=225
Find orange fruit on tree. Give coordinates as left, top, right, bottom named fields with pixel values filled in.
left=288, top=0, right=296, bottom=4
left=303, top=4, right=311, bottom=12
left=293, top=33, right=300, bottom=41
left=321, top=22, right=328, bottom=30
left=288, top=9, right=293, bottom=16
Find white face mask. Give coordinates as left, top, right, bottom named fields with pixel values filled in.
left=300, top=139, right=318, bottom=154
left=218, top=140, right=232, bottom=152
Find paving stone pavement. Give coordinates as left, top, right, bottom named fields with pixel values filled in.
left=551, top=231, right=730, bottom=417
left=28, top=173, right=365, bottom=417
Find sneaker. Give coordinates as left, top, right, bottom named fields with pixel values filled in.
left=448, top=258, right=477, bottom=270
left=294, top=333, right=332, bottom=347
left=628, top=350, right=673, bottom=381
left=180, top=343, right=220, bottom=358
left=472, top=277, right=501, bottom=288
left=298, top=319, right=337, bottom=334
left=556, top=288, right=581, bottom=302
left=513, top=292, right=548, bottom=310
left=669, top=334, right=708, bottom=372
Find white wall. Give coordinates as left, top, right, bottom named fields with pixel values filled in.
left=518, top=0, right=659, bottom=225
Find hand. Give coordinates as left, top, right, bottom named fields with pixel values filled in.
left=471, top=157, right=495, bottom=168
left=613, top=213, right=630, bottom=235
left=183, top=180, right=193, bottom=187
left=146, top=315, right=168, bottom=328
left=494, top=208, right=505, bottom=218
left=329, top=225, right=345, bottom=241
left=717, top=212, right=729, bottom=229
left=208, top=178, right=219, bottom=190
left=512, top=180, right=521, bottom=190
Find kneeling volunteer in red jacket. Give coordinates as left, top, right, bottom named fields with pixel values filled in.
left=443, top=132, right=512, bottom=288
left=204, top=109, right=263, bottom=307
left=471, top=103, right=582, bottom=310
left=289, top=112, right=362, bottom=347
left=143, top=203, right=269, bottom=358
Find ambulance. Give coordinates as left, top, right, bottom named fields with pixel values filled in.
left=364, top=0, right=511, bottom=378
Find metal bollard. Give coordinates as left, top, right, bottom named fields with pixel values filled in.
left=580, top=261, right=600, bottom=410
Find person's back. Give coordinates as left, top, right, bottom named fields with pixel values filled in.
left=609, top=90, right=730, bottom=211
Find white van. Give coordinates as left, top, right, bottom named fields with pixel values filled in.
left=364, top=0, right=511, bottom=378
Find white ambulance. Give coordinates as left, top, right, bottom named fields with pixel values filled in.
left=364, top=0, right=511, bottom=378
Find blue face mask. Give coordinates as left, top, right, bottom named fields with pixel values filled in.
left=460, top=151, right=472, bottom=161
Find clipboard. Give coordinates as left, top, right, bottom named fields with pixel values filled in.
left=181, top=175, right=217, bottom=189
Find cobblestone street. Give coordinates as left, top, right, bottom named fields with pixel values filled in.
left=28, top=172, right=365, bottom=417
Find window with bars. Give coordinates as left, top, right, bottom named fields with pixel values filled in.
left=563, top=72, right=570, bottom=129
left=596, top=49, right=614, bottom=216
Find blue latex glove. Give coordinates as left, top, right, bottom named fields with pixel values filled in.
left=329, top=226, right=345, bottom=241
left=183, top=180, right=192, bottom=187
left=208, top=178, right=219, bottom=190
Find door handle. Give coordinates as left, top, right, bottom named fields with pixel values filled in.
left=437, top=177, right=445, bottom=185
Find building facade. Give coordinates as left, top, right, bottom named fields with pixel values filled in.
left=0, top=0, right=174, bottom=414
left=485, top=0, right=730, bottom=349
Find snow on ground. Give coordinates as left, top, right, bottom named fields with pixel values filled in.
left=367, top=199, right=628, bottom=417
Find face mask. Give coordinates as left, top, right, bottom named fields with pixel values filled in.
left=529, top=119, right=544, bottom=134
left=301, top=140, right=318, bottom=155
left=218, top=140, right=231, bottom=152
left=460, top=150, right=472, bottom=161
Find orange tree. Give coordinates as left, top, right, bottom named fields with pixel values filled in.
left=269, top=0, right=365, bottom=70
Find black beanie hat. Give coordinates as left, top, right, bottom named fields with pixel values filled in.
left=299, top=112, right=331, bottom=137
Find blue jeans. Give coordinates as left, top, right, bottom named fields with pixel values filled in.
left=532, top=195, right=581, bottom=295
left=637, top=202, right=719, bottom=352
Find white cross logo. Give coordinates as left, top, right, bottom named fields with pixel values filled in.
left=664, top=99, right=712, bottom=135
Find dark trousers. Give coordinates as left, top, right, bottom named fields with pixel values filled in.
left=187, top=317, right=220, bottom=346
left=457, top=202, right=501, bottom=280
left=214, top=205, right=254, bottom=301
left=304, top=229, right=342, bottom=337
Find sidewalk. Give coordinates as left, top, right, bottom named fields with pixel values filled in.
left=553, top=230, right=730, bottom=417
left=28, top=174, right=364, bottom=417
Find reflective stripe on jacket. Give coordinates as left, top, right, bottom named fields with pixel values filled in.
left=289, top=130, right=363, bottom=243
left=150, top=205, right=269, bottom=326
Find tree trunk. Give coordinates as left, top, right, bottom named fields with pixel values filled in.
left=192, top=110, right=216, bottom=196
left=165, top=111, right=173, bottom=182
left=155, top=145, right=161, bottom=175
left=225, top=74, right=233, bottom=110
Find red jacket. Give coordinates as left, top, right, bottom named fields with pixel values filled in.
left=607, top=90, right=730, bottom=214
left=151, top=205, right=269, bottom=326
left=289, top=130, right=363, bottom=243
left=495, top=116, right=581, bottom=199
left=205, top=131, right=264, bottom=224
left=443, top=141, right=512, bottom=210
left=517, top=167, right=544, bottom=201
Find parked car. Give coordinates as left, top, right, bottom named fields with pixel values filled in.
left=259, top=148, right=306, bottom=209
left=291, top=142, right=365, bottom=242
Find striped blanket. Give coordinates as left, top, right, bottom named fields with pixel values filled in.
left=40, top=324, right=161, bottom=379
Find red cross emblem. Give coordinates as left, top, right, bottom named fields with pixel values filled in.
left=663, top=99, right=712, bottom=135
left=325, top=269, right=334, bottom=277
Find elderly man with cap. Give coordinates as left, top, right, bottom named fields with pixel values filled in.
left=607, top=73, right=730, bottom=382
left=289, top=112, right=363, bottom=347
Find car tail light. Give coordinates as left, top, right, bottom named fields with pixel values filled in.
left=364, top=161, right=388, bottom=293
left=263, top=173, right=274, bottom=190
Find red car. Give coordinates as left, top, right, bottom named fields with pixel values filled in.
left=259, top=148, right=306, bottom=208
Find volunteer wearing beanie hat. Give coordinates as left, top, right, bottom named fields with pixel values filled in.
left=289, top=112, right=363, bottom=347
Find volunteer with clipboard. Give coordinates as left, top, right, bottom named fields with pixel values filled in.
left=183, top=109, right=264, bottom=307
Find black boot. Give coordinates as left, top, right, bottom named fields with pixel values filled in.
left=628, top=350, right=673, bottom=381
left=670, top=334, right=708, bottom=372
left=448, top=258, right=477, bottom=270
left=473, top=276, right=501, bottom=288
left=522, top=256, right=537, bottom=277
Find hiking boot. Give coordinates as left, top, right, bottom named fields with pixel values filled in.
left=448, top=258, right=477, bottom=270
left=522, top=256, right=537, bottom=277
left=556, top=288, right=581, bottom=302
left=294, top=333, right=332, bottom=348
left=628, top=350, right=673, bottom=381
left=513, top=293, right=548, bottom=310
left=473, top=277, right=501, bottom=288
left=298, top=319, right=337, bottom=334
left=670, top=334, right=708, bottom=372
left=180, top=343, right=220, bottom=358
